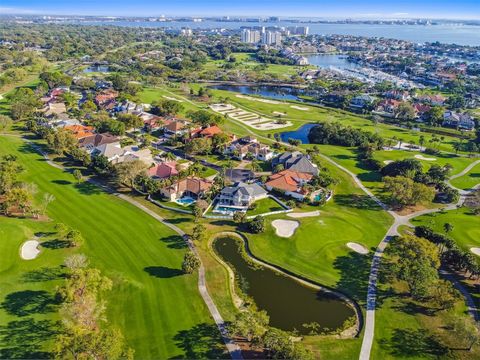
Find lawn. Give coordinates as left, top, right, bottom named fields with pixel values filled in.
left=246, top=197, right=285, bottom=216
left=450, top=162, right=480, bottom=190
left=0, top=135, right=224, bottom=359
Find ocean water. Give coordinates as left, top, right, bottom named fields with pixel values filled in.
left=76, top=20, right=480, bottom=46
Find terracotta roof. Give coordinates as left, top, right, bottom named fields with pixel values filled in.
left=148, top=162, right=178, bottom=179
left=164, top=177, right=213, bottom=196
left=265, top=170, right=313, bottom=193
left=78, top=133, right=118, bottom=148
left=200, top=125, right=222, bottom=137
left=64, top=125, right=95, bottom=139
left=165, top=120, right=185, bottom=132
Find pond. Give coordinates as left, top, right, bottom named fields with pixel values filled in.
left=208, top=84, right=306, bottom=101
left=305, top=54, right=361, bottom=70
left=213, top=236, right=356, bottom=334
left=83, top=65, right=110, bottom=73
left=279, top=123, right=317, bottom=144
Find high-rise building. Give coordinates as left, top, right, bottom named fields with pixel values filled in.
left=261, top=30, right=282, bottom=46
left=287, top=26, right=309, bottom=36
left=241, top=28, right=261, bottom=44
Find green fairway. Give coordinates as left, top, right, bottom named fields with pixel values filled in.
left=450, top=162, right=480, bottom=190
left=246, top=197, right=285, bottom=216
left=0, top=135, right=223, bottom=359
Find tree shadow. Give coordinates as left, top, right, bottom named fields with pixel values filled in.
left=21, top=266, right=66, bottom=283
left=0, top=318, right=60, bottom=359
left=74, top=181, right=102, bottom=195
left=379, top=328, right=448, bottom=357
left=144, top=266, right=183, bottom=278
left=333, top=194, right=382, bottom=211
left=34, top=231, right=56, bottom=237
left=166, top=217, right=192, bottom=225
left=391, top=299, right=437, bottom=317
left=170, top=323, right=227, bottom=359
left=333, top=252, right=372, bottom=305
left=161, top=235, right=188, bottom=249
left=0, top=290, right=61, bottom=317
left=51, top=179, right=72, bottom=185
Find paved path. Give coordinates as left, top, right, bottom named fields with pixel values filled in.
left=5, top=135, right=243, bottom=360
left=440, top=269, right=479, bottom=322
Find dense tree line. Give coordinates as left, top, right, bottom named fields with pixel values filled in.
left=308, top=122, right=384, bottom=149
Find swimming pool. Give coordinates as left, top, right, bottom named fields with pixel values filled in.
left=175, top=196, right=196, bottom=206
left=214, top=206, right=244, bottom=214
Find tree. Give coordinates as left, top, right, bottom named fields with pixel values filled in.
left=114, top=160, right=147, bottom=188
left=233, top=211, right=247, bottom=224
left=4, top=186, right=32, bottom=215
left=0, top=154, right=23, bottom=194
left=45, top=128, right=77, bottom=155
left=248, top=216, right=265, bottom=234
left=426, top=106, right=444, bottom=126
left=187, top=110, right=224, bottom=126
left=64, top=254, right=89, bottom=270
left=184, top=137, right=212, bottom=155
left=66, top=229, right=84, bottom=247
left=182, top=251, right=200, bottom=274
left=383, top=176, right=435, bottom=207
left=72, top=169, right=82, bottom=183
left=90, top=154, right=112, bottom=175
left=443, top=222, right=454, bottom=235
left=229, top=308, right=269, bottom=343
left=386, top=235, right=440, bottom=299
left=41, top=193, right=55, bottom=215
left=192, top=204, right=203, bottom=222
left=191, top=223, right=206, bottom=241
left=396, top=102, right=416, bottom=121
left=448, top=317, right=480, bottom=351
left=0, top=114, right=12, bottom=130
left=117, top=113, right=143, bottom=131
left=151, top=99, right=184, bottom=116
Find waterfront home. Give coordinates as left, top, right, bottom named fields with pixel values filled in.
left=148, top=162, right=179, bottom=180
left=160, top=177, right=213, bottom=201
left=272, top=151, right=319, bottom=176
left=443, top=111, right=475, bottom=131
left=265, top=169, right=313, bottom=200
left=217, top=182, right=268, bottom=209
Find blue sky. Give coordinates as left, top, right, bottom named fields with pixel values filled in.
left=2, top=0, right=480, bottom=19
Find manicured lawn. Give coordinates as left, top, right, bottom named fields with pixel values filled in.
left=0, top=135, right=224, bottom=359
left=246, top=197, right=285, bottom=216
left=450, top=162, right=480, bottom=190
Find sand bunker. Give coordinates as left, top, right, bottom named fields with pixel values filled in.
left=287, top=211, right=320, bottom=218
left=21, top=240, right=40, bottom=260
left=471, top=248, right=480, bottom=256
left=383, top=160, right=393, bottom=165
left=272, top=219, right=299, bottom=238
left=290, top=105, right=309, bottom=111
left=273, top=111, right=286, bottom=116
left=415, top=154, right=436, bottom=161
left=346, top=242, right=369, bottom=255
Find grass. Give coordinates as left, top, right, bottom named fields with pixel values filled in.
left=450, top=162, right=480, bottom=190
left=0, top=135, right=224, bottom=359
left=246, top=197, right=285, bottom=216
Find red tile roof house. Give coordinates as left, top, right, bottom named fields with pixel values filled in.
left=148, top=162, right=179, bottom=180
left=95, top=89, right=119, bottom=108
left=78, top=133, right=119, bottom=153
left=265, top=169, right=316, bottom=201
left=373, top=99, right=401, bottom=118
left=160, top=177, right=213, bottom=201
left=163, top=120, right=189, bottom=138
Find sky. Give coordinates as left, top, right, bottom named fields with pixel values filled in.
left=2, top=0, right=480, bottom=20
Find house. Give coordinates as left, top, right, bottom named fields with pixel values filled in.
left=373, top=99, right=401, bottom=117
left=224, top=136, right=274, bottom=161
left=199, top=125, right=223, bottom=138
left=164, top=120, right=188, bottom=138
left=95, top=89, right=119, bottom=108
left=121, top=146, right=154, bottom=166
left=417, top=94, right=446, bottom=106
left=148, top=162, right=179, bottom=179
left=217, top=182, right=268, bottom=209
left=384, top=90, right=411, bottom=101
left=160, top=177, right=213, bottom=201
left=64, top=124, right=95, bottom=140
left=349, top=95, right=375, bottom=111
left=413, top=103, right=431, bottom=120
left=272, top=151, right=319, bottom=176
left=443, top=111, right=475, bottom=131
left=265, top=170, right=313, bottom=200
left=78, top=133, right=119, bottom=153
left=92, top=142, right=125, bottom=163
left=41, top=102, right=68, bottom=119
left=225, top=169, right=255, bottom=183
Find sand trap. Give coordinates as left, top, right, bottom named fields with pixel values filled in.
left=273, top=111, right=286, bottom=116
left=415, top=154, right=437, bottom=161
left=162, top=95, right=183, bottom=102
left=287, top=211, right=320, bottom=218
left=383, top=160, right=393, bottom=165
left=471, top=248, right=480, bottom=256
left=347, top=242, right=369, bottom=255
left=272, top=219, right=299, bottom=238
left=290, top=105, right=309, bottom=111
left=21, top=240, right=40, bottom=260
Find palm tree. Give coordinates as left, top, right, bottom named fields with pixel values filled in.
left=249, top=159, right=260, bottom=172
left=419, top=135, right=425, bottom=151
left=398, top=138, right=404, bottom=150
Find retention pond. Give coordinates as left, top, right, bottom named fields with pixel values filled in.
left=213, top=235, right=356, bottom=334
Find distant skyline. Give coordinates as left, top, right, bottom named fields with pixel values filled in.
left=2, top=0, right=480, bottom=20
